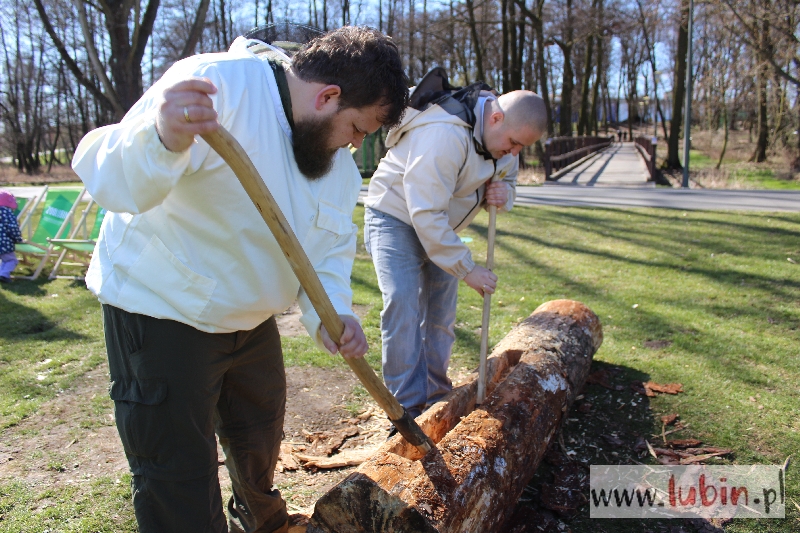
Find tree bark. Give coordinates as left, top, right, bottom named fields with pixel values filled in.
left=515, top=0, right=553, bottom=134
left=308, top=300, right=603, bottom=533
left=465, top=0, right=484, bottom=82
left=557, top=0, right=574, bottom=136
left=667, top=0, right=689, bottom=169
left=179, top=0, right=212, bottom=59
left=750, top=0, right=770, bottom=162
left=502, top=0, right=510, bottom=90
left=578, top=0, right=597, bottom=136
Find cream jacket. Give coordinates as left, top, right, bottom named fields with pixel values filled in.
left=363, top=96, right=517, bottom=279
left=72, top=38, right=360, bottom=348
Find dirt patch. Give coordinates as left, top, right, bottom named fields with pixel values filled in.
left=276, top=302, right=371, bottom=339
left=0, top=318, right=390, bottom=517
left=0, top=164, right=80, bottom=185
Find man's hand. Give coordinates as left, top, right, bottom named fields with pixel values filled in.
left=320, top=315, right=368, bottom=359
left=155, top=78, right=219, bottom=152
left=485, top=181, right=510, bottom=207
left=463, top=265, right=498, bottom=297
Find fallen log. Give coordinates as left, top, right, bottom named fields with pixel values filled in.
left=307, top=299, right=602, bottom=533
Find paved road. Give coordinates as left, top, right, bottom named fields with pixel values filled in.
left=553, top=142, right=652, bottom=187
left=514, top=186, right=800, bottom=211
left=11, top=182, right=800, bottom=214
left=359, top=186, right=800, bottom=212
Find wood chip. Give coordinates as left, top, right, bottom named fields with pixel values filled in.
left=679, top=451, right=731, bottom=465
left=645, top=440, right=658, bottom=460
left=277, top=443, right=299, bottom=472
left=667, top=438, right=702, bottom=449
left=304, top=427, right=359, bottom=456
left=295, top=449, right=373, bottom=469
left=645, top=382, right=684, bottom=396
left=652, top=447, right=681, bottom=458
left=660, top=414, right=679, bottom=426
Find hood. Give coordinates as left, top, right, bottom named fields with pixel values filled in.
left=384, top=102, right=471, bottom=149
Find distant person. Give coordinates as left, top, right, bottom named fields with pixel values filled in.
left=0, top=190, right=22, bottom=283
left=363, top=85, right=547, bottom=429
left=617, top=128, right=622, bottom=142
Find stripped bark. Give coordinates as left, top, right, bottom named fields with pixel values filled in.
left=307, top=299, right=603, bottom=533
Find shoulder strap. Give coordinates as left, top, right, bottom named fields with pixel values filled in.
left=410, top=67, right=492, bottom=129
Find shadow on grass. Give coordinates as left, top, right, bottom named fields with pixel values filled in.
left=0, top=283, right=85, bottom=342
left=505, top=360, right=726, bottom=533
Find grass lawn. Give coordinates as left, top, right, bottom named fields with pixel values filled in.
left=1, top=203, right=798, bottom=531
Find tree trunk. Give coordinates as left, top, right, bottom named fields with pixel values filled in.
left=716, top=104, right=728, bottom=169
left=666, top=0, right=689, bottom=169
left=578, top=0, right=597, bottom=136
left=558, top=0, right=574, bottom=136
left=407, top=0, right=415, bottom=81
left=502, top=0, right=510, bottom=91
left=179, top=0, right=212, bottom=59
left=308, top=300, right=603, bottom=533
left=512, top=5, right=524, bottom=90
left=751, top=3, right=770, bottom=162
left=465, top=0, right=484, bottom=82
left=515, top=0, right=553, bottom=134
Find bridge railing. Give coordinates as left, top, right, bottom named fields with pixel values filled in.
left=634, top=136, right=658, bottom=182
left=543, top=135, right=615, bottom=180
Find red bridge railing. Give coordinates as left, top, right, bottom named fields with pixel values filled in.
left=543, top=135, right=614, bottom=180
left=634, top=136, right=658, bottom=182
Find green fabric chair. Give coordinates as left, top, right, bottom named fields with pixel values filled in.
left=15, top=187, right=84, bottom=280
left=48, top=199, right=107, bottom=280
left=15, top=186, right=48, bottom=239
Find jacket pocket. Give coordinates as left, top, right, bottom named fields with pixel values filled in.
left=120, top=234, right=216, bottom=322
left=316, top=199, right=353, bottom=236
left=109, top=375, right=170, bottom=459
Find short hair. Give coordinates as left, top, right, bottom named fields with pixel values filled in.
left=292, top=26, right=409, bottom=129
left=498, top=91, right=548, bottom=140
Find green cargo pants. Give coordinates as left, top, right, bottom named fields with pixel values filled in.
left=102, top=305, right=289, bottom=533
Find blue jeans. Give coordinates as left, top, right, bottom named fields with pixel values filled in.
left=364, top=208, right=458, bottom=418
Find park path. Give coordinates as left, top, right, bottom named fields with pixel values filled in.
left=550, top=142, right=652, bottom=187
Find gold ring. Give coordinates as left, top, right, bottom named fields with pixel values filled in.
left=183, top=106, right=191, bottom=123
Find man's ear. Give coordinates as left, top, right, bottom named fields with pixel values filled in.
left=314, top=85, right=342, bottom=112
left=489, top=110, right=505, bottom=126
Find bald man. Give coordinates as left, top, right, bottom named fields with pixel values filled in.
left=363, top=86, right=547, bottom=431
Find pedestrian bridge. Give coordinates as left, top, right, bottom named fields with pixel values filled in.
left=546, top=141, right=654, bottom=187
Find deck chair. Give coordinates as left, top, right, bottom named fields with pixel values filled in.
left=48, top=200, right=107, bottom=280
left=14, top=186, right=48, bottom=238
left=14, top=187, right=84, bottom=280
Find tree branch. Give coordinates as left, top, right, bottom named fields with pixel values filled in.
left=180, top=0, right=212, bottom=59
left=73, top=0, right=124, bottom=115
left=33, top=0, right=117, bottom=115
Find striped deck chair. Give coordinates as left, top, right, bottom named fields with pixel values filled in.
left=48, top=199, right=107, bottom=280
left=14, top=187, right=84, bottom=280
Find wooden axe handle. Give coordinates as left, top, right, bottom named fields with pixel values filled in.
left=201, top=127, right=432, bottom=454
left=476, top=171, right=504, bottom=405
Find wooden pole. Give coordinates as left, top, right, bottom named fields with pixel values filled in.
left=308, top=299, right=603, bottom=533
left=201, top=127, right=433, bottom=454
left=477, top=171, right=505, bottom=405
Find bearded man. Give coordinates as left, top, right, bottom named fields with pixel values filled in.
left=71, top=26, right=408, bottom=533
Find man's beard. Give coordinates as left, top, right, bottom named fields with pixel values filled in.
left=292, top=114, right=338, bottom=181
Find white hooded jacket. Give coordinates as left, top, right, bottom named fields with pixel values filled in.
left=363, top=95, right=517, bottom=279
left=72, top=38, right=360, bottom=348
